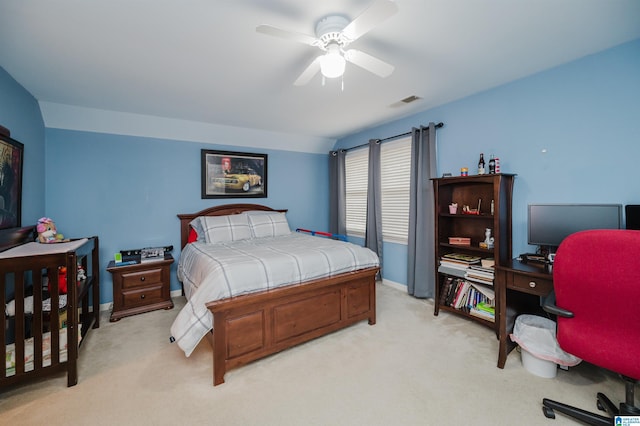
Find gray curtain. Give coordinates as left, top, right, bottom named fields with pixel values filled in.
left=407, top=123, right=437, bottom=298
left=365, top=139, right=382, bottom=275
left=329, top=150, right=346, bottom=235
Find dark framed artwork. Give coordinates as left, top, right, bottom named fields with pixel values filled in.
left=201, top=149, right=267, bottom=199
left=0, top=132, right=24, bottom=229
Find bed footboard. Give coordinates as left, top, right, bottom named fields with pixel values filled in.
left=206, top=266, right=378, bottom=386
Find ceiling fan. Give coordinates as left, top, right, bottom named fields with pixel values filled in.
left=256, top=0, right=398, bottom=86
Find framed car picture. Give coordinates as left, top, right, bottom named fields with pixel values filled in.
left=0, top=130, right=24, bottom=229
left=201, top=149, right=267, bottom=199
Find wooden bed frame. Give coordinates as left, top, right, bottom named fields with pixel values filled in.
left=177, top=204, right=379, bottom=386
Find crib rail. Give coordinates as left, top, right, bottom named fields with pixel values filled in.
left=1, top=236, right=99, bottom=388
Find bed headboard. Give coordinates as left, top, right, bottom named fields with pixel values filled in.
left=177, top=204, right=288, bottom=249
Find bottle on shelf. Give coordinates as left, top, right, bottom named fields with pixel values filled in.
left=478, top=153, right=485, bottom=175
left=488, top=155, right=496, bottom=174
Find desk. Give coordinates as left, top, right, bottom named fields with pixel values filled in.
left=495, top=259, right=554, bottom=368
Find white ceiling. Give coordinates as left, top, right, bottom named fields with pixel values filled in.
left=1, top=0, right=639, bottom=146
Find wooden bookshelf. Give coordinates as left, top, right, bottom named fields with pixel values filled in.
left=431, top=173, right=515, bottom=330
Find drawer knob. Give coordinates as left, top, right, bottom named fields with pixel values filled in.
left=140, top=276, right=145, bottom=282
left=140, top=294, right=146, bottom=299
left=529, top=281, right=536, bottom=288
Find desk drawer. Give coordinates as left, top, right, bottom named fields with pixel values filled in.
left=509, top=274, right=553, bottom=296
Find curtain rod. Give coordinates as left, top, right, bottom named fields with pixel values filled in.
left=339, top=122, right=444, bottom=152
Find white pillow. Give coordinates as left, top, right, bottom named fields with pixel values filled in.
left=189, top=217, right=206, bottom=242
left=246, top=211, right=291, bottom=238
left=195, top=214, right=252, bottom=244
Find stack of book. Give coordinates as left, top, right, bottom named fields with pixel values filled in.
left=464, top=264, right=495, bottom=286
left=469, top=301, right=496, bottom=321
left=439, top=277, right=496, bottom=322
left=438, top=253, right=481, bottom=278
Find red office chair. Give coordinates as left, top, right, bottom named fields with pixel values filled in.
left=542, top=230, right=640, bottom=424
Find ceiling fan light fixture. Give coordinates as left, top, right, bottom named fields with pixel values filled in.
left=320, top=44, right=346, bottom=79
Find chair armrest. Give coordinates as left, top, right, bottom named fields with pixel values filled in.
left=542, top=291, right=574, bottom=318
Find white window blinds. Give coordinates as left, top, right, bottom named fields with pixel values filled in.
left=380, top=137, right=411, bottom=243
left=345, top=147, right=368, bottom=237
left=344, top=136, right=412, bottom=244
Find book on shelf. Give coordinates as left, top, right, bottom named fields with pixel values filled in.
left=468, top=264, right=494, bottom=275
left=465, top=276, right=494, bottom=287
left=464, top=271, right=494, bottom=283
left=469, top=307, right=495, bottom=322
left=464, top=264, right=495, bottom=285
left=140, top=247, right=166, bottom=263
left=468, top=282, right=495, bottom=300
left=439, top=259, right=471, bottom=269
left=440, top=277, right=496, bottom=314
left=481, top=258, right=495, bottom=268
left=439, top=277, right=455, bottom=305
left=442, top=253, right=482, bottom=264
left=438, top=265, right=467, bottom=279
left=476, top=301, right=495, bottom=314
left=453, top=281, right=471, bottom=309
left=444, top=278, right=462, bottom=306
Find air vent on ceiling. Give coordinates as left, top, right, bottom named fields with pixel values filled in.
left=389, top=95, right=422, bottom=108
left=401, top=95, right=421, bottom=104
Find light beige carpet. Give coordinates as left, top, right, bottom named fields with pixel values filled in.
left=0, top=283, right=624, bottom=425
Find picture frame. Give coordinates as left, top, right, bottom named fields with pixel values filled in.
left=0, top=130, right=24, bottom=230
left=201, top=149, right=267, bottom=199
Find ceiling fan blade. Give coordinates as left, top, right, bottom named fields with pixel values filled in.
left=342, top=0, right=399, bottom=42
left=344, top=49, right=394, bottom=78
left=256, top=24, right=318, bottom=46
left=294, top=56, right=322, bottom=86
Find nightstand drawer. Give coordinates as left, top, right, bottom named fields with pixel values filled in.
left=121, top=268, right=163, bottom=289
left=510, top=274, right=553, bottom=296
left=107, top=254, right=174, bottom=321
left=123, top=285, right=164, bottom=307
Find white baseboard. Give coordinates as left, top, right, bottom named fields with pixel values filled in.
left=381, top=278, right=407, bottom=292
left=380, top=278, right=434, bottom=306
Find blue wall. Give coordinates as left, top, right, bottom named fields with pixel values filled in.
left=0, top=67, right=45, bottom=224
left=337, top=38, right=640, bottom=287
left=44, top=129, right=329, bottom=304
left=3, top=38, right=639, bottom=301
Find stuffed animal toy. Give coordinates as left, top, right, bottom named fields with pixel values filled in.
left=55, top=265, right=86, bottom=294
left=36, top=217, right=65, bottom=243
left=57, top=266, right=68, bottom=293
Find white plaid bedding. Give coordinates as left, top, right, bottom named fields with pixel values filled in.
left=170, top=232, right=379, bottom=356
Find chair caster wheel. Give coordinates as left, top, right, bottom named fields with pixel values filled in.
left=543, top=407, right=556, bottom=419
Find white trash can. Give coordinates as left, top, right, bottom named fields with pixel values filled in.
left=510, top=314, right=581, bottom=379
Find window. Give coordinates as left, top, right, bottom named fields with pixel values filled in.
left=345, top=136, right=412, bottom=244
left=380, top=137, right=411, bottom=243
left=345, top=147, right=368, bottom=237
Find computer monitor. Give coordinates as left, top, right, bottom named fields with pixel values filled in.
left=626, top=205, right=640, bottom=230
left=528, top=204, right=622, bottom=251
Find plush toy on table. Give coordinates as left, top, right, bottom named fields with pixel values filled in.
left=36, top=217, right=66, bottom=243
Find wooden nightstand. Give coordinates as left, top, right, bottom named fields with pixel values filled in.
left=107, top=254, right=174, bottom=322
